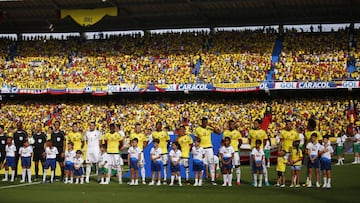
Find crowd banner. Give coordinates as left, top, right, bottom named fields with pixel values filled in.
left=67, top=84, right=86, bottom=94
left=177, top=84, right=212, bottom=91
left=297, top=81, right=336, bottom=89
left=1, top=81, right=360, bottom=95
left=91, top=85, right=107, bottom=96
left=336, top=81, right=360, bottom=89
left=47, top=84, right=67, bottom=95
left=61, top=7, right=117, bottom=26
left=213, top=83, right=260, bottom=92
left=119, top=84, right=140, bottom=92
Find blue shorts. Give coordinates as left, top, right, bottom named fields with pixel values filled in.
left=21, top=157, right=31, bottom=167
left=64, top=162, right=74, bottom=171
left=44, top=158, right=56, bottom=170
left=151, top=161, right=162, bottom=172
left=5, top=156, right=16, bottom=168
left=320, top=158, right=331, bottom=171
left=252, top=161, right=263, bottom=173
left=74, top=167, right=84, bottom=176
left=130, top=158, right=138, bottom=170
left=170, top=163, right=180, bottom=172
left=291, top=165, right=302, bottom=171
left=193, top=160, right=204, bottom=172
left=307, top=157, right=319, bottom=169
left=221, top=157, right=233, bottom=170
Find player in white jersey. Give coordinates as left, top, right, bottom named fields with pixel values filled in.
left=3, top=137, right=16, bottom=182
left=85, top=122, right=102, bottom=183
left=19, top=139, right=33, bottom=183
left=335, top=132, right=347, bottom=165
left=319, top=136, right=334, bottom=188
left=352, top=128, right=360, bottom=164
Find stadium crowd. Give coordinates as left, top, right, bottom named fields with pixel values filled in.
left=1, top=98, right=359, bottom=138
left=1, top=29, right=359, bottom=88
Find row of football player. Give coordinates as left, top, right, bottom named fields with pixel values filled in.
left=1, top=118, right=360, bottom=185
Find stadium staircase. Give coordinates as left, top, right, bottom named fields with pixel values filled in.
left=266, top=35, right=284, bottom=81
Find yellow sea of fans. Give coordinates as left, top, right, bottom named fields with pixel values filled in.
left=275, top=30, right=358, bottom=81
left=1, top=98, right=359, bottom=138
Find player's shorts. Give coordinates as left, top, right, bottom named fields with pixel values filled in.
left=74, top=167, right=84, bottom=176
left=353, top=144, right=360, bottom=153
left=320, top=158, right=331, bottom=171
left=291, top=165, right=302, bottom=171
left=56, top=152, right=64, bottom=162
left=252, top=161, right=263, bottom=173
left=130, top=158, right=139, bottom=170
left=170, top=163, right=180, bottom=172
left=21, top=157, right=31, bottom=168
left=181, top=158, right=189, bottom=168
left=86, top=148, right=100, bottom=163
left=5, top=156, right=16, bottom=168
left=44, top=158, right=56, bottom=170
left=336, top=146, right=343, bottom=155
left=203, top=148, right=214, bottom=165
left=193, top=159, right=204, bottom=172
left=98, top=167, right=108, bottom=175
left=299, top=144, right=304, bottom=150
left=151, top=161, right=162, bottom=172
left=108, top=154, right=122, bottom=168
left=221, top=158, right=233, bottom=170
left=264, top=149, right=270, bottom=159
left=139, top=152, right=145, bottom=167
left=64, top=161, right=74, bottom=171
left=161, top=154, right=168, bottom=165
left=33, top=150, right=45, bottom=162
left=277, top=171, right=285, bottom=177
left=232, top=152, right=240, bottom=166
left=307, top=156, right=319, bottom=169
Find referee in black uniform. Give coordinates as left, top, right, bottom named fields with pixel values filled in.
left=12, top=122, right=28, bottom=178
left=32, top=123, right=47, bottom=180
left=0, top=125, right=8, bottom=169
left=50, top=121, right=66, bottom=181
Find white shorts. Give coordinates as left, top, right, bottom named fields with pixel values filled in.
left=181, top=158, right=189, bottom=168
left=86, top=148, right=100, bottom=164
left=232, top=152, right=240, bottom=166
left=139, top=152, right=145, bottom=167
left=161, top=154, right=168, bottom=165
left=109, top=154, right=122, bottom=168
left=203, top=148, right=214, bottom=165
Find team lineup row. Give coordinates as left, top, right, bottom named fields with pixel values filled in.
left=1, top=118, right=360, bottom=187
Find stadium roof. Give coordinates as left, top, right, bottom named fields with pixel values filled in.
left=0, top=0, right=359, bottom=33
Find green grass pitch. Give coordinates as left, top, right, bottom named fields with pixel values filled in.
left=0, top=163, right=359, bottom=203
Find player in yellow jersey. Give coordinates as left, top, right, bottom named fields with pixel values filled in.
left=248, top=119, right=269, bottom=186
left=279, top=120, right=300, bottom=158
left=152, top=121, right=170, bottom=184
left=194, top=117, right=221, bottom=185
left=67, top=122, right=84, bottom=152
left=129, top=123, right=148, bottom=184
left=290, top=141, right=303, bottom=187
left=176, top=125, right=193, bottom=185
left=223, top=120, right=242, bottom=185
left=103, top=123, right=123, bottom=184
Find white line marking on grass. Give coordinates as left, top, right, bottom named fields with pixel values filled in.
left=0, top=182, right=41, bottom=189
